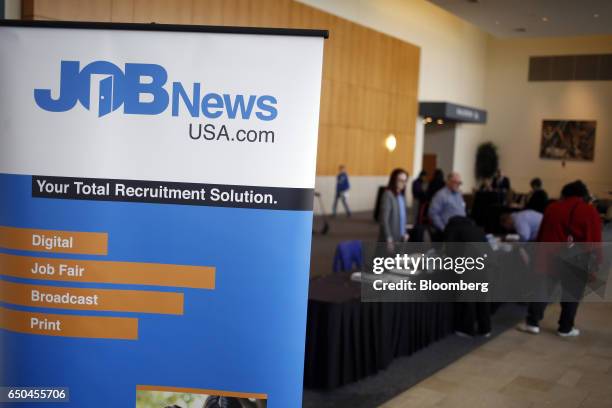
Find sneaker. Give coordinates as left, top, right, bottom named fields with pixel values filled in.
left=516, top=323, right=540, bottom=334
left=558, top=328, right=580, bottom=337
left=455, top=331, right=473, bottom=339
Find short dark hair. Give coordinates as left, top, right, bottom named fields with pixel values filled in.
left=530, top=177, right=542, bottom=189
left=432, top=169, right=444, bottom=183
left=500, top=212, right=513, bottom=224
left=560, top=180, right=589, bottom=200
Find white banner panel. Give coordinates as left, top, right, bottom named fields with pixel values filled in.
left=0, top=25, right=323, bottom=188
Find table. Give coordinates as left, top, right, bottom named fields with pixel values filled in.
left=304, top=273, right=454, bottom=390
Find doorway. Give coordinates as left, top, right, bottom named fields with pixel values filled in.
left=422, top=153, right=437, bottom=179
left=422, top=122, right=456, bottom=178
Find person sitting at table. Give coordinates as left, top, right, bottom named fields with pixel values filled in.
left=500, top=209, right=543, bottom=242
left=525, top=177, right=549, bottom=213
left=428, top=172, right=466, bottom=240
left=379, top=168, right=410, bottom=249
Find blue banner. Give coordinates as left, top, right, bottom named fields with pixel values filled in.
left=0, top=22, right=325, bottom=407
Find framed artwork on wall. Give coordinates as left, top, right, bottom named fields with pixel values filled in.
left=540, top=120, right=596, bottom=161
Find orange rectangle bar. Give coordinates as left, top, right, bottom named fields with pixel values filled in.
left=0, top=306, right=138, bottom=340
left=0, top=281, right=183, bottom=314
left=136, top=385, right=267, bottom=400
left=0, top=226, right=107, bottom=255
left=0, top=253, right=215, bottom=289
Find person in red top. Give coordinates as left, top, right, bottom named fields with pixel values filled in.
left=518, top=180, right=602, bottom=337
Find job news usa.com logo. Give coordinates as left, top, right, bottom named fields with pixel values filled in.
left=34, top=60, right=278, bottom=120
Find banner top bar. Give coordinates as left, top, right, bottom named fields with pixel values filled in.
left=0, top=19, right=329, bottom=39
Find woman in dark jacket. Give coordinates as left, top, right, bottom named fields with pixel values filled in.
left=418, top=168, right=445, bottom=226
left=426, top=169, right=445, bottom=201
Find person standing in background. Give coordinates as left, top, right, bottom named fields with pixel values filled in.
left=332, top=164, right=351, bottom=217
left=426, top=169, right=445, bottom=202
left=411, top=170, right=428, bottom=225
left=517, top=180, right=602, bottom=337
left=492, top=169, right=511, bottom=205
left=525, top=177, right=549, bottom=213
left=428, top=172, right=467, bottom=238
left=418, top=168, right=445, bottom=229
left=444, top=215, right=492, bottom=337
left=379, top=168, right=410, bottom=249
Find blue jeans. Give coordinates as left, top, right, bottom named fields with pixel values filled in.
left=333, top=191, right=351, bottom=216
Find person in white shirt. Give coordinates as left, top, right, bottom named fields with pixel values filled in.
left=500, top=209, right=543, bottom=242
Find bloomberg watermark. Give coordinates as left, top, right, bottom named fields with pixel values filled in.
left=359, top=242, right=612, bottom=303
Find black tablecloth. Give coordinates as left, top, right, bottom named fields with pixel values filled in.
left=304, top=273, right=454, bottom=390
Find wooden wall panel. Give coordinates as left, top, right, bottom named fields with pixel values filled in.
left=133, top=0, right=193, bottom=24
left=191, top=0, right=224, bottom=25
left=25, top=0, right=420, bottom=176
left=248, top=0, right=291, bottom=28
left=25, top=0, right=113, bottom=21
left=110, top=0, right=134, bottom=22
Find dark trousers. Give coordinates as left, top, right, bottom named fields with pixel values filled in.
left=332, top=191, right=351, bottom=216
left=526, top=262, right=588, bottom=333
left=455, top=302, right=491, bottom=335
left=411, top=199, right=422, bottom=224
left=527, top=301, right=580, bottom=334
left=429, top=227, right=444, bottom=242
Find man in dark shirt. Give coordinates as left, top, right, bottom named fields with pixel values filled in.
left=426, top=169, right=445, bottom=202
left=444, top=216, right=491, bottom=337
left=518, top=180, right=602, bottom=337
left=411, top=170, right=427, bottom=224
left=525, top=177, right=549, bottom=213
left=492, top=169, right=511, bottom=206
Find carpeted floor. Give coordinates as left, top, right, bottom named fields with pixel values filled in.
left=310, top=211, right=379, bottom=278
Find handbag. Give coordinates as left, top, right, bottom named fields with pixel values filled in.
left=559, top=201, right=594, bottom=275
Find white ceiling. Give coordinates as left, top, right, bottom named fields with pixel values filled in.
left=428, top=0, right=612, bottom=38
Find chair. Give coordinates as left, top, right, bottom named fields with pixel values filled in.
left=333, top=240, right=363, bottom=272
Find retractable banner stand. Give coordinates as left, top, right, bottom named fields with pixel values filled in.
left=0, top=21, right=326, bottom=407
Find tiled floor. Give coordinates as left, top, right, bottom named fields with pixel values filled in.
left=380, top=303, right=612, bottom=408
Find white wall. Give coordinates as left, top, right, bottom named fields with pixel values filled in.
left=299, top=0, right=489, bottom=103
left=484, top=35, right=612, bottom=198
left=299, top=0, right=490, bottom=212
left=4, top=0, right=20, bottom=19
left=314, top=176, right=387, bottom=216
